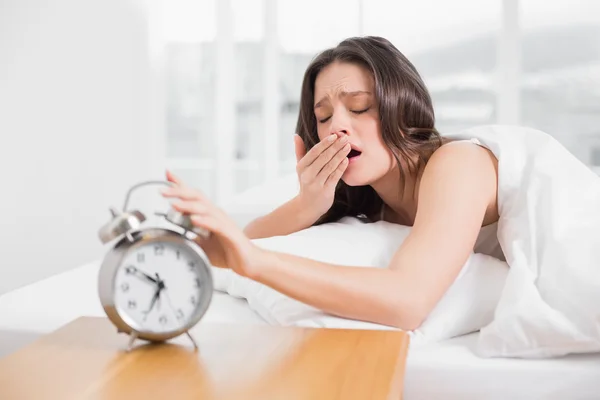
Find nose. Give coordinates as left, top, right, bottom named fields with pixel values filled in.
left=329, top=109, right=351, bottom=137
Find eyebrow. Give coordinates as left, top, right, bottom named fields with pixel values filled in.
left=314, top=91, right=372, bottom=109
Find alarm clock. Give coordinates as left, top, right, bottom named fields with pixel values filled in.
left=97, top=180, right=213, bottom=351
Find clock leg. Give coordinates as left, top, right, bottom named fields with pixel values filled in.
left=126, top=331, right=139, bottom=352
left=186, top=331, right=198, bottom=350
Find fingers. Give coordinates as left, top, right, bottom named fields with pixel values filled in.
left=166, top=169, right=184, bottom=187
left=306, top=138, right=351, bottom=182
left=171, top=200, right=208, bottom=216
left=294, top=134, right=306, bottom=163
left=190, top=214, right=222, bottom=236
left=173, top=201, right=220, bottom=238
left=296, top=133, right=338, bottom=171
left=160, top=184, right=212, bottom=223
left=160, top=185, right=204, bottom=201
left=324, top=156, right=349, bottom=189
left=317, top=144, right=351, bottom=185
left=159, top=177, right=225, bottom=239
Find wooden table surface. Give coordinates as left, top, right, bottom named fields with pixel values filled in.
left=0, top=317, right=409, bottom=400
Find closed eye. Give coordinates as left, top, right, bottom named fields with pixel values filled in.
left=317, top=107, right=370, bottom=124
left=351, top=107, right=370, bottom=115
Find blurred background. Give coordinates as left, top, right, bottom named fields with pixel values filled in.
left=1, top=0, right=599, bottom=293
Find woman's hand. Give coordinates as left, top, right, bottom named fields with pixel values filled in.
left=293, top=133, right=351, bottom=216
left=160, top=170, right=264, bottom=278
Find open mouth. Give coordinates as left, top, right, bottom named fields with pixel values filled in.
left=347, top=148, right=362, bottom=159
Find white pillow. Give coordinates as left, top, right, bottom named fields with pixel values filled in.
left=212, top=217, right=509, bottom=344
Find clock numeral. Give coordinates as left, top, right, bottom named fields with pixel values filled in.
left=176, top=250, right=181, bottom=260
left=176, top=309, right=184, bottom=320
left=194, top=278, right=201, bottom=288
left=159, top=315, right=168, bottom=325
left=137, top=253, right=145, bottom=263
left=154, top=244, right=164, bottom=256
left=188, top=261, right=195, bottom=271
left=121, top=282, right=130, bottom=292
left=125, top=266, right=136, bottom=275
left=190, top=296, right=196, bottom=305
left=128, top=299, right=137, bottom=309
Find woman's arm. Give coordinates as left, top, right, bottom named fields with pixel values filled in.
left=243, top=196, right=322, bottom=239
left=248, top=143, right=498, bottom=330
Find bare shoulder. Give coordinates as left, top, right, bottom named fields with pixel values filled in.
left=429, top=140, right=498, bottom=173
left=420, top=140, right=499, bottom=224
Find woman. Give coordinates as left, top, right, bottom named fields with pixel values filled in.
left=160, top=36, right=500, bottom=331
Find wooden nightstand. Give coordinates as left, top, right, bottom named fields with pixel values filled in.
left=0, top=317, right=409, bottom=399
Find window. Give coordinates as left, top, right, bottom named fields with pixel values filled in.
left=164, top=0, right=217, bottom=198
left=162, top=0, right=600, bottom=212
left=164, top=0, right=266, bottom=202
left=363, top=0, right=501, bottom=134
left=519, top=0, right=600, bottom=164
left=278, top=0, right=361, bottom=174
left=232, top=0, right=265, bottom=194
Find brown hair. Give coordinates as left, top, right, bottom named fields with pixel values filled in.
left=295, top=36, right=444, bottom=225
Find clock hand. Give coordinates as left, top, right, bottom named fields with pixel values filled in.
left=155, top=273, right=165, bottom=311
left=155, top=273, right=166, bottom=291
left=136, top=269, right=158, bottom=284
left=158, top=274, right=188, bottom=323
left=161, top=284, right=180, bottom=320
left=142, top=274, right=167, bottom=321
left=142, top=289, right=160, bottom=320
left=126, top=266, right=159, bottom=285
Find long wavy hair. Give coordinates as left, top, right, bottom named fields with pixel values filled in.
left=295, top=36, right=444, bottom=225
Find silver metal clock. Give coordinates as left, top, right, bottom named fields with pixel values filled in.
left=97, top=180, right=213, bottom=351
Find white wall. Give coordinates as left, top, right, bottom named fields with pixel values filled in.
left=0, top=0, right=165, bottom=294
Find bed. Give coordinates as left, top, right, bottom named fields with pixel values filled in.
left=1, top=261, right=599, bottom=399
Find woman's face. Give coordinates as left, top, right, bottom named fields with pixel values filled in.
left=313, top=61, right=396, bottom=186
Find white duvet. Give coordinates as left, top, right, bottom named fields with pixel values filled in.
left=215, top=125, right=600, bottom=359
left=446, top=125, right=600, bottom=358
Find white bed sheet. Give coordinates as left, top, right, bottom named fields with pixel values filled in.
left=1, top=261, right=599, bottom=400
left=406, top=333, right=600, bottom=400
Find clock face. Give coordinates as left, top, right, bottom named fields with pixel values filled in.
left=113, top=241, right=207, bottom=334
